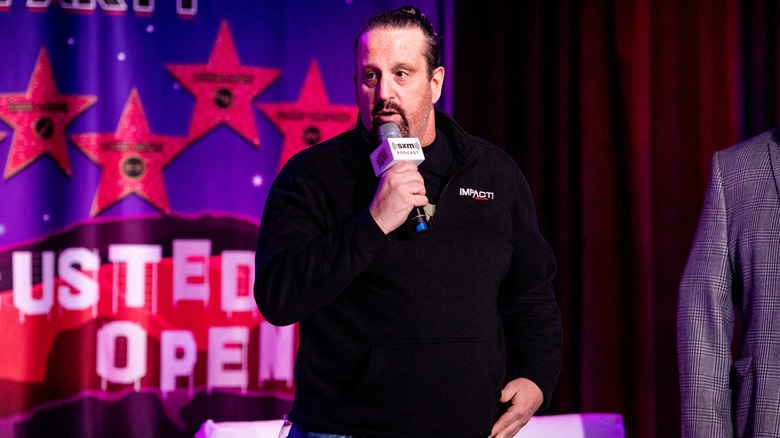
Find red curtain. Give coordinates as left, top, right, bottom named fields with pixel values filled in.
left=454, top=0, right=780, bottom=436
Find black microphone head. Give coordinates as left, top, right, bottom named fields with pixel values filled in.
left=378, top=122, right=402, bottom=142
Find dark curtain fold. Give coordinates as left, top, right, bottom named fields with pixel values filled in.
left=454, top=0, right=780, bottom=436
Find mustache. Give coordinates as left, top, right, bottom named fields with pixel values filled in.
left=373, top=100, right=405, bottom=117
left=371, top=101, right=408, bottom=135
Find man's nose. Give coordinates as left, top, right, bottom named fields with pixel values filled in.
left=376, top=75, right=394, bottom=101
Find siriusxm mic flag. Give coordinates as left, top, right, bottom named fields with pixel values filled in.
left=0, top=2, right=452, bottom=437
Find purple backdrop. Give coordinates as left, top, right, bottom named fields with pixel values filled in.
left=0, top=2, right=453, bottom=437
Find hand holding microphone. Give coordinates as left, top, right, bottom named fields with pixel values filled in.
left=369, top=122, right=429, bottom=234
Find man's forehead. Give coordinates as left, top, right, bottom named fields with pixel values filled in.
left=361, top=26, right=425, bottom=45
left=356, top=27, right=425, bottom=62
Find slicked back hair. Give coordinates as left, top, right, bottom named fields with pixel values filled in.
left=354, top=5, right=441, bottom=80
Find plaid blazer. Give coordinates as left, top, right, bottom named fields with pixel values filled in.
left=678, top=128, right=780, bottom=437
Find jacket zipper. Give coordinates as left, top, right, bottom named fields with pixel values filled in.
left=426, top=152, right=480, bottom=231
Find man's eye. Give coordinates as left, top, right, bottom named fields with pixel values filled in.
left=396, top=71, right=408, bottom=78
left=365, top=72, right=377, bottom=81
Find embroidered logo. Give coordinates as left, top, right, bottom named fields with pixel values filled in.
left=459, top=187, right=494, bottom=200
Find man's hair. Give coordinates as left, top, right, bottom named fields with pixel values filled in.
left=354, top=5, right=441, bottom=79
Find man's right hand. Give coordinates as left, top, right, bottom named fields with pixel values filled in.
left=369, top=161, right=428, bottom=234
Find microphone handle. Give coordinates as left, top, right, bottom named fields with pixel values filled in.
left=410, top=206, right=428, bottom=233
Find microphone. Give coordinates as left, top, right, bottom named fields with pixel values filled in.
left=369, top=122, right=428, bottom=233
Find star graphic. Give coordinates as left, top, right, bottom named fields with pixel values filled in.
left=71, top=89, right=190, bottom=216
left=0, top=48, right=96, bottom=179
left=166, top=20, right=280, bottom=146
left=259, top=60, right=356, bottom=173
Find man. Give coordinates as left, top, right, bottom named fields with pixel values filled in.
left=254, top=6, right=562, bottom=438
left=678, top=128, right=780, bottom=437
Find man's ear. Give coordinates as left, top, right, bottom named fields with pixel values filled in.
left=430, top=67, right=445, bottom=104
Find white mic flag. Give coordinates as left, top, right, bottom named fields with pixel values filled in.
left=370, top=123, right=425, bottom=177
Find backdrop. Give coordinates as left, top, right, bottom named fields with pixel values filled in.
left=5, top=1, right=780, bottom=437
left=0, top=2, right=452, bottom=437
left=454, top=0, right=780, bottom=437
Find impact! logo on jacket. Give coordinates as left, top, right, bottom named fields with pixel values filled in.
left=459, top=187, right=494, bottom=200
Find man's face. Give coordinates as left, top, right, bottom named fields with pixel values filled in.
left=354, top=26, right=444, bottom=146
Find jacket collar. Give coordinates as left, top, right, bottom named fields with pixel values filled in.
left=355, top=108, right=473, bottom=151
left=354, top=108, right=479, bottom=166
left=432, top=108, right=479, bottom=167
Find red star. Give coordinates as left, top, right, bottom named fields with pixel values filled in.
left=259, top=60, right=356, bottom=172
left=166, top=20, right=280, bottom=147
left=71, top=89, right=190, bottom=216
left=0, top=48, right=96, bottom=179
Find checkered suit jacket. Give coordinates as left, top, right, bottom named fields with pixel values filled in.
left=678, top=128, right=780, bottom=437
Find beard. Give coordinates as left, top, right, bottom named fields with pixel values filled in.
left=371, top=100, right=410, bottom=138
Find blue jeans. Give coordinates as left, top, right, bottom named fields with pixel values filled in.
left=284, top=423, right=489, bottom=438
left=284, top=423, right=361, bottom=438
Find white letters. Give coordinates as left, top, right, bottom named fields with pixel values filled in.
left=55, top=0, right=129, bottom=12
left=10, top=0, right=198, bottom=14
left=160, top=330, right=197, bottom=398
left=12, top=251, right=55, bottom=321
left=108, top=244, right=162, bottom=312
left=259, top=321, right=295, bottom=387
left=97, top=0, right=128, bottom=12
left=26, top=0, right=51, bottom=9
left=173, top=239, right=211, bottom=306
left=96, top=321, right=147, bottom=390
left=220, top=250, right=257, bottom=317
left=208, top=327, right=249, bottom=394
left=9, top=240, right=232, bottom=313
left=177, top=0, right=195, bottom=16
left=58, top=247, right=100, bottom=314
left=459, top=187, right=494, bottom=200
left=134, top=0, right=153, bottom=14
left=58, top=0, right=95, bottom=11
left=7, top=242, right=296, bottom=396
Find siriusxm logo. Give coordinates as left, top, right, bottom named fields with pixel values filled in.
left=459, top=187, right=494, bottom=200
left=392, top=142, right=418, bottom=150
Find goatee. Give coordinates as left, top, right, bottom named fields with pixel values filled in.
left=371, top=102, right=410, bottom=137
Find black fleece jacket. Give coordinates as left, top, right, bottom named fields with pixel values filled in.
left=254, top=110, right=562, bottom=438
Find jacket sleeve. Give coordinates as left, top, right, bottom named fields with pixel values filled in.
left=253, top=161, right=390, bottom=326
left=677, top=152, right=734, bottom=437
left=498, top=166, right=563, bottom=410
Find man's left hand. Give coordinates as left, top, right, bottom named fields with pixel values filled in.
left=490, top=378, right=543, bottom=438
